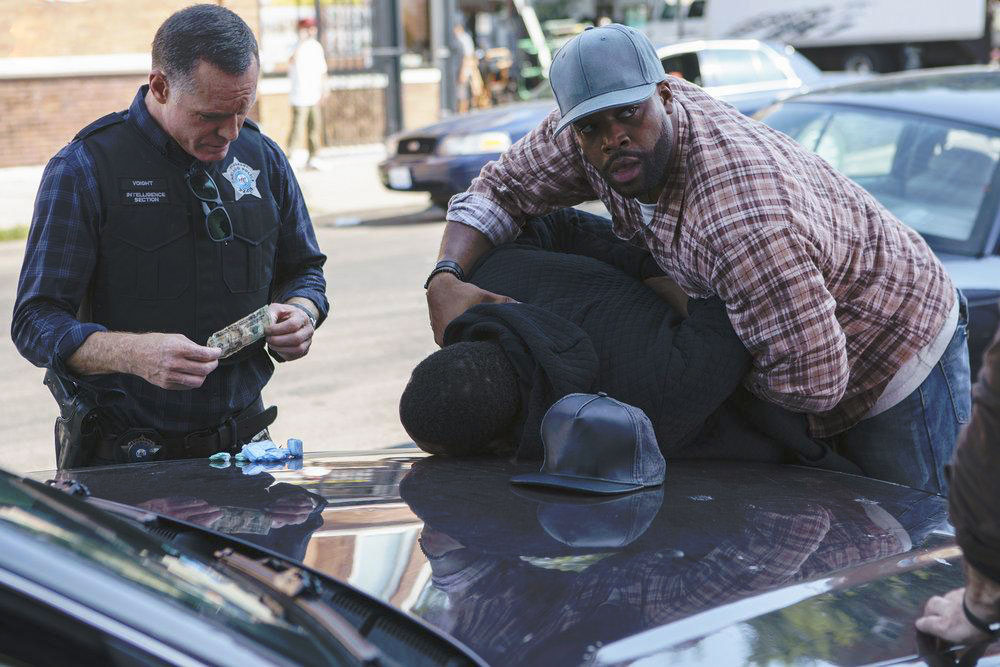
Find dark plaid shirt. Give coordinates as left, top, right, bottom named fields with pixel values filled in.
left=11, top=87, right=328, bottom=433
left=447, top=76, right=954, bottom=437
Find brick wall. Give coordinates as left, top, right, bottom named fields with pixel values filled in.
left=0, top=0, right=260, bottom=58
left=0, top=75, right=441, bottom=168
left=0, top=74, right=146, bottom=167
left=0, top=3, right=442, bottom=166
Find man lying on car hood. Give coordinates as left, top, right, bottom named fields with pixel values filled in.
left=400, top=209, right=857, bottom=472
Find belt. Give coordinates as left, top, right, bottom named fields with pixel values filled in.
left=97, top=402, right=278, bottom=463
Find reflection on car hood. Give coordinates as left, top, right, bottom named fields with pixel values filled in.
left=395, top=101, right=554, bottom=138
left=49, top=450, right=966, bottom=666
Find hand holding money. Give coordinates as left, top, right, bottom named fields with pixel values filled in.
left=127, top=332, right=221, bottom=390
left=265, top=301, right=317, bottom=362
left=207, top=305, right=275, bottom=359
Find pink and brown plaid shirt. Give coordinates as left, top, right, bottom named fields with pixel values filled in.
left=446, top=76, right=954, bottom=437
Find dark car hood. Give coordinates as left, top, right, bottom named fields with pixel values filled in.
left=43, top=450, right=982, bottom=666
left=395, top=101, right=554, bottom=139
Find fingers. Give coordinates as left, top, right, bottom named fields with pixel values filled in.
left=182, top=506, right=225, bottom=527
left=161, top=356, right=219, bottom=390
left=162, top=373, right=215, bottom=390
left=923, top=593, right=951, bottom=616
left=427, top=278, right=516, bottom=346
left=914, top=588, right=984, bottom=644
left=266, top=303, right=310, bottom=336
left=914, top=612, right=948, bottom=636
left=267, top=325, right=313, bottom=361
left=172, top=357, right=220, bottom=377
left=264, top=304, right=314, bottom=361
left=133, top=333, right=222, bottom=390
left=267, top=325, right=313, bottom=349
left=179, top=341, right=222, bottom=362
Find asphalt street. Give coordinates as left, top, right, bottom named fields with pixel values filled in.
left=0, top=209, right=445, bottom=474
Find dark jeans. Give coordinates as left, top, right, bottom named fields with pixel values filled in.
left=826, top=291, right=971, bottom=494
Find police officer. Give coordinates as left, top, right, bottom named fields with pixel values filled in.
left=11, top=5, right=328, bottom=466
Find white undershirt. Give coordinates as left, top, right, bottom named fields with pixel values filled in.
left=864, top=293, right=959, bottom=418
left=638, top=200, right=657, bottom=227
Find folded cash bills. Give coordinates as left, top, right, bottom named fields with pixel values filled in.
left=207, top=305, right=273, bottom=358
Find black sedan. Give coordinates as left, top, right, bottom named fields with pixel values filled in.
left=758, top=66, right=1000, bottom=374
left=20, top=448, right=1000, bottom=665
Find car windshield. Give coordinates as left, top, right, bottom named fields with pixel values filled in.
left=762, top=102, right=1000, bottom=246
left=0, top=474, right=339, bottom=664
left=780, top=45, right=822, bottom=83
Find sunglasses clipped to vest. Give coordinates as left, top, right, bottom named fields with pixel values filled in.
left=185, top=167, right=234, bottom=242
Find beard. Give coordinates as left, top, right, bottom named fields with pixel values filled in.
left=600, top=126, right=672, bottom=200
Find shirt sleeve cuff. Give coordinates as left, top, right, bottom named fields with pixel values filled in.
left=446, top=192, right=521, bottom=246
left=52, top=322, right=107, bottom=378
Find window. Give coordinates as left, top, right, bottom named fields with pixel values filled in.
left=0, top=585, right=171, bottom=666
left=763, top=104, right=1000, bottom=244
left=699, top=48, right=787, bottom=87
left=661, top=52, right=702, bottom=86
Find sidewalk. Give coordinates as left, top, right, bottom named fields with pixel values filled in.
left=0, top=144, right=431, bottom=231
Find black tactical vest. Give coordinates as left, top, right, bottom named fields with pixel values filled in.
left=77, top=113, right=280, bottom=362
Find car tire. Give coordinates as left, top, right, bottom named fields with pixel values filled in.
left=842, top=47, right=893, bottom=73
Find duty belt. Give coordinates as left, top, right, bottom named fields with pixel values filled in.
left=97, top=402, right=278, bottom=464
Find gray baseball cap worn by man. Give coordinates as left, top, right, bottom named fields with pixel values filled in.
left=550, top=24, right=667, bottom=135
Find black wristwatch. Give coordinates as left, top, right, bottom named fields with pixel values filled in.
left=963, top=595, right=1000, bottom=637
left=424, top=260, right=466, bottom=289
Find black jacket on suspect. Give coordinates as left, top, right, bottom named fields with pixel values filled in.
left=443, top=210, right=855, bottom=472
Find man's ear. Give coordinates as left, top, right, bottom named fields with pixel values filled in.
left=148, top=69, right=170, bottom=104
left=657, top=80, right=673, bottom=112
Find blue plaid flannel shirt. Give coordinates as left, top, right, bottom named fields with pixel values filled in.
left=11, top=86, right=328, bottom=434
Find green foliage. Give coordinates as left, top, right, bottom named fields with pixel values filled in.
left=0, top=225, right=28, bottom=242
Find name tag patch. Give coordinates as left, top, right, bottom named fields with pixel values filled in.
left=120, top=178, right=169, bottom=205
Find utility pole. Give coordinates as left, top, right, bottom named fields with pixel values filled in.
left=373, top=0, right=405, bottom=135
left=431, top=0, right=458, bottom=114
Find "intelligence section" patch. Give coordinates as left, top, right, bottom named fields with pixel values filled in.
left=120, top=178, right=169, bottom=205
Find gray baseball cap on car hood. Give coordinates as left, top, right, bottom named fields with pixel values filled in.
left=550, top=24, right=667, bottom=135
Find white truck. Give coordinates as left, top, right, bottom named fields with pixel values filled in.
left=643, top=0, right=996, bottom=72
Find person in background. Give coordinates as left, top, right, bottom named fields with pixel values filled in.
left=286, top=17, right=327, bottom=170
left=454, top=21, right=483, bottom=113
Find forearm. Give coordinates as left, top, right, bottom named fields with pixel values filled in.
left=445, top=109, right=596, bottom=246
left=66, top=331, right=143, bottom=376
left=436, top=220, right=494, bottom=273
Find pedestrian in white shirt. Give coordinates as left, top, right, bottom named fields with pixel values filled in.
left=287, top=17, right=327, bottom=169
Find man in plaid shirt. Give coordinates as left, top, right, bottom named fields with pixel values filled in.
left=424, top=25, right=970, bottom=493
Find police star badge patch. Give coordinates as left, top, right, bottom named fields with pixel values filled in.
left=222, top=157, right=261, bottom=201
